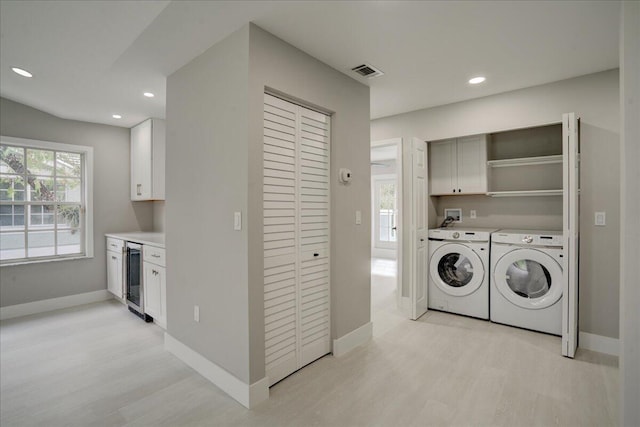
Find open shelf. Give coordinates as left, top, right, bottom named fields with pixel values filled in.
left=487, top=154, right=563, bottom=168
left=486, top=189, right=563, bottom=198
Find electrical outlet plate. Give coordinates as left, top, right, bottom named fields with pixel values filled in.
left=444, top=208, right=462, bottom=222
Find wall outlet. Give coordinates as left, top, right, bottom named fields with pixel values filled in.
left=444, top=208, right=462, bottom=222
left=595, top=211, right=606, bottom=226
left=470, top=210, right=477, bottom=219
left=194, top=305, right=200, bottom=322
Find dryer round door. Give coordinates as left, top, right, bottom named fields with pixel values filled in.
left=430, top=243, right=485, bottom=297
left=493, top=248, right=563, bottom=309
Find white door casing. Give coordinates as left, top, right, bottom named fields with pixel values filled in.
left=562, top=112, right=580, bottom=358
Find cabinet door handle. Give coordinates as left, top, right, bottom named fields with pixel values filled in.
left=313, top=253, right=319, bottom=257
left=151, top=254, right=160, bottom=258
left=152, top=270, right=158, bottom=275
left=110, top=244, right=117, bottom=248
left=137, top=184, right=142, bottom=196
left=458, top=189, right=462, bottom=193
left=452, top=189, right=455, bottom=193
left=112, top=256, right=117, bottom=260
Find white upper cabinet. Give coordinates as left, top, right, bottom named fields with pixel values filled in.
left=131, top=118, right=165, bottom=201
left=429, top=139, right=457, bottom=195
left=429, top=135, right=487, bottom=195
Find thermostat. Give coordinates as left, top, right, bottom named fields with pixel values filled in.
left=339, top=168, right=352, bottom=184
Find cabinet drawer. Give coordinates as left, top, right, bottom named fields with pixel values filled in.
left=106, top=238, right=124, bottom=253
left=143, top=246, right=166, bottom=266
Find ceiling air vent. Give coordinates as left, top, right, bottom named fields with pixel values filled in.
left=351, top=63, right=384, bottom=79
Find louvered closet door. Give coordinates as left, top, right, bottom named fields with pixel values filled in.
left=298, top=107, right=330, bottom=367
left=263, top=94, right=330, bottom=386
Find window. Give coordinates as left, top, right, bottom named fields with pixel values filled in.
left=0, top=136, right=93, bottom=264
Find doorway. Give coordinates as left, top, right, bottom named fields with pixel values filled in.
left=371, top=139, right=405, bottom=336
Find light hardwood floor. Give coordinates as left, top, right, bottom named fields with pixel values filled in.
left=1, top=297, right=618, bottom=426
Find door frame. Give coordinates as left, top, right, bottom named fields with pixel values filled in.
left=371, top=138, right=403, bottom=313
left=562, top=112, right=580, bottom=358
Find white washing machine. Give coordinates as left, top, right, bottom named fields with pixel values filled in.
left=428, top=228, right=497, bottom=319
left=490, top=229, right=564, bottom=336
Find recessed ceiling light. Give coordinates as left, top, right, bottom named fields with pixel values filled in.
left=143, top=92, right=155, bottom=98
left=11, top=67, right=33, bottom=78
left=469, top=76, right=486, bottom=85
left=112, top=114, right=122, bottom=119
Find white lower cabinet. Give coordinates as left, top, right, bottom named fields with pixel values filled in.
left=143, top=246, right=166, bottom=329
left=106, top=238, right=124, bottom=300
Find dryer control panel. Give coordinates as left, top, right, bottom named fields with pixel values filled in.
left=492, top=229, right=563, bottom=247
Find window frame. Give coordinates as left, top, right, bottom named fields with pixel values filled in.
left=0, top=136, right=94, bottom=266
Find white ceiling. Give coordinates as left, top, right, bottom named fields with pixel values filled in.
left=0, top=1, right=620, bottom=128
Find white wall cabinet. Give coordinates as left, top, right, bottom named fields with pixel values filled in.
left=143, top=245, right=166, bottom=329
left=263, top=94, right=331, bottom=386
left=430, top=135, right=487, bottom=195
left=131, top=118, right=166, bottom=201
left=106, top=238, right=124, bottom=300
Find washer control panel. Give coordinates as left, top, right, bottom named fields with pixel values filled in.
left=428, top=228, right=496, bottom=242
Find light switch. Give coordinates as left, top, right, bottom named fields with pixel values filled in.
left=595, top=211, right=606, bottom=226
left=234, top=211, right=242, bottom=230
left=194, top=305, right=200, bottom=322
left=470, top=210, right=477, bottom=219
left=355, top=210, right=362, bottom=225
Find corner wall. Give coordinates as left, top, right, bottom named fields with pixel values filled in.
left=247, top=24, right=371, bottom=382
left=165, top=27, right=251, bottom=383
left=619, top=1, right=640, bottom=424
left=371, top=70, right=620, bottom=340
left=0, top=97, right=153, bottom=307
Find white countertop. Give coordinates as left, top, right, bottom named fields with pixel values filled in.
left=105, top=232, right=165, bottom=248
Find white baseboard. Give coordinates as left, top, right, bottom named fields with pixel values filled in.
left=333, top=322, right=373, bottom=357
left=579, top=332, right=619, bottom=356
left=164, top=333, right=269, bottom=409
left=0, top=290, right=112, bottom=320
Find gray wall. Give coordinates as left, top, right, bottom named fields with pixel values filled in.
left=0, top=97, right=153, bottom=307
left=166, top=24, right=370, bottom=385
left=620, top=1, right=640, bottom=424
left=165, top=27, right=251, bottom=383
left=247, top=25, right=371, bottom=382
left=371, top=70, right=620, bottom=339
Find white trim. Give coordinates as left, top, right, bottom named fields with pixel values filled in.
left=579, top=332, right=619, bottom=356
left=0, top=289, right=111, bottom=320
left=332, top=322, right=372, bottom=357
left=164, top=333, right=269, bottom=409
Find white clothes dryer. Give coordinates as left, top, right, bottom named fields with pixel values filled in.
left=490, top=229, right=564, bottom=336
left=428, top=228, right=498, bottom=319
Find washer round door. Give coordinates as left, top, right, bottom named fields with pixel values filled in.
left=493, top=248, right=563, bottom=309
left=430, top=243, right=485, bottom=297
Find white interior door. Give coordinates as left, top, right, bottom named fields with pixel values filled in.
left=562, top=112, right=580, bottom=358
left=403, top=137, right=429, bottom=320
